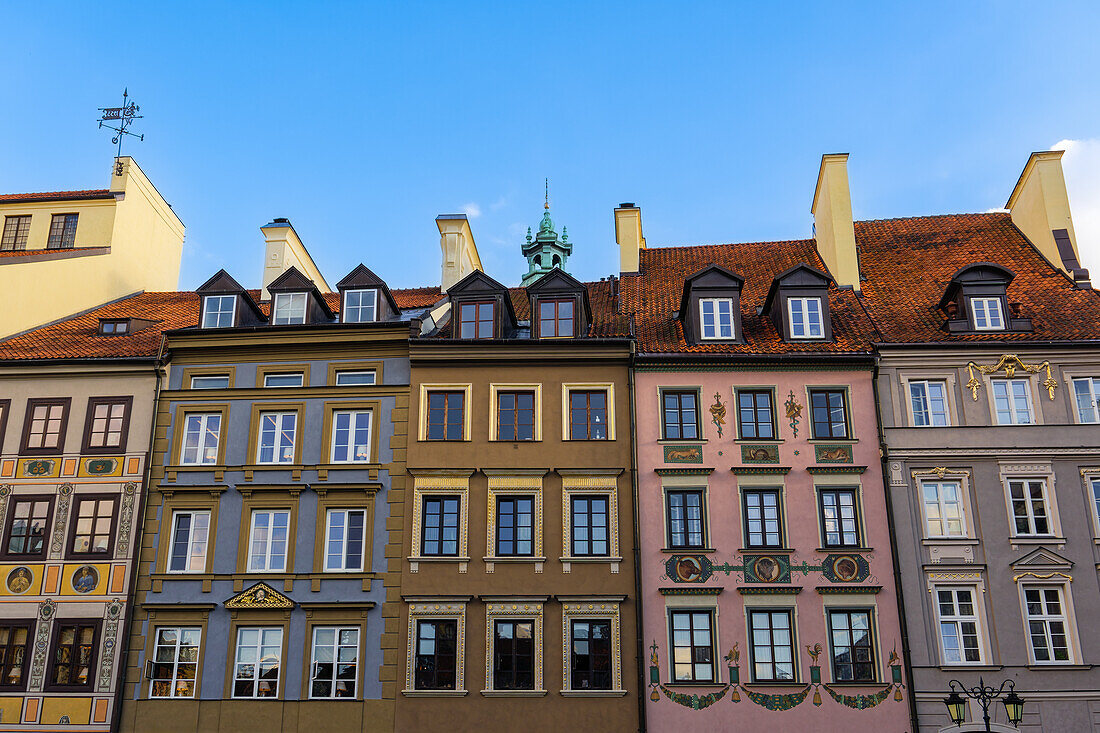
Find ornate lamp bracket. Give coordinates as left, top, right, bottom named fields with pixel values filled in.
left=964, top=355, right=1058, bottom=401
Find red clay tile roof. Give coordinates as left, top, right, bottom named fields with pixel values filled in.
left=622, top=239, right=876, bottom=355
left=0, top=189, right=112, bottom=202
left=392, top=286, right=443, bottom=309
left=856, top=213, right=1100, bottom=343
left=0, top=246, right=110, bottom=260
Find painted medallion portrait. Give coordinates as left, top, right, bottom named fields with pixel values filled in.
left=753, top=556, right=780, bottom=583
left=674, top=556, right=703, bottom=583
left=6, top=567, right=32, bottom=594
left=832, top=555, right=859, bottom=582
left=72, top=565, right=99, bottom=594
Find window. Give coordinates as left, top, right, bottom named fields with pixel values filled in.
left=809, top=389, right=849, bottom=439
left=47, top=622, right=98, bottom=689
left=742, top=489, right=783, bottom=548
left=426, top=391, right=464, bottom=441
left=5, top=497, right=51, bottom=557
left=342, top=289, right=377, bottom=323
left=69, top=496, right=116, bottom=557
left=1023, top=586, right=1071, bottom=663
left=335, top=370, right=376, bottom=386
left=1072, top=377, right=1100, bottom=423
left=263, top=373, right=304, bottom=388
left=1008, top=479, right=1052, bottom=536
left=232, top=627, right=283, bottom=697
left=992, top=379, right=1033, bottom=424
left=662, top=391, right=699, bottom=440
left=666, top=489, right=705, bottom=549
left=1, top=215, right=30, bottom=251
left=495, top=496, right=534, bottom=557
left=167, top=511, right=210, bottom=573
left=414, top=619, right=457, bottom=690
left=148, top=627, right=200, bottom=698
left=737, top=390, right=775, bottom=440
left=970, top=297, right=1005, bottom=330
left=309, top=626, right=359, bottom=698
left=272, top=292, right=307, bottom=325
left=538, top=299, right=574, bottom=338
left=201, top=295, right=236, bottom=328
left=828, top=610, right=875, bottom=682
left=819, top=488, right=860, bottom=547
left=699, top=298, right=735, bottom=340
left=1091, top=477, right=1100, bottom=535
left=457, top=301, right=494, bottom=339
left=83, top=397, right=130, bottom=453
left=749, top=610, right=795, bottom=682
left=909, top=380, right=950, bottom=426
left=788, top=297, right=823, bottom=339
left=46, top=213, right=78, bottom=249
left=98, top=319, right=128, bottom=335
left=421, top=497, right=460, bottom=556
left=180, top=412, right=221, bottom=465
left=921, top=481, right=967, bottom=538
left=492, top=620, right=535, bottom=690
left=324, top=509, right=366, bottom=571
left=247, top=510, right=290, bottom=571
left=257, top=411, right=297, bottom=463
left=570, top=496, right=609, bottom=557
left=190, top=375, right=230, bottom=389
left=330, top=410, right=372, bottom=463
left=20, top=398, right=69, bottom=454
left=569, top=390, right=608, bottom=440
left=570, top=620, right=612, bottom=690
left=0, top=623, right=31, bottom=689
left=936, top=588, right=983, bottom=664
left=497, top=391, right=535, bottom=441
left=670, top=610, right=714, bottom=682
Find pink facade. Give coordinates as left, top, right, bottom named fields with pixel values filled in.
left=637, top=365, right=912, bottom=732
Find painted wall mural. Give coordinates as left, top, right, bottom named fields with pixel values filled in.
left=662, top=553, right=873, bottom=585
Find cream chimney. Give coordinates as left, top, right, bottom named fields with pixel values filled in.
left=811, top=154, right=860, bottom=291
left=260, top=218, right=333, bottom=299
left=1006, top=150, right=1083, bottom=276
left=436, top=214, right=483, bottom=291
left=615, top=203, right=646, bottom=274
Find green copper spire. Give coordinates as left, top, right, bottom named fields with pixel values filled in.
left=521, top=179, right=573, bottom=286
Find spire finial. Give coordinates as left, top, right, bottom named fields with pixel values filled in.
left=544, top=178, right=549, bottom=210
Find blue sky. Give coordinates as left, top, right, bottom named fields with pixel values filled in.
left=3, top=2, right=1100, bottom=290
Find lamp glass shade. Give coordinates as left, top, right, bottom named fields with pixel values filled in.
left=1003, top=691, right=1024, bottom=725
left=944, top=691, right=967, bottom=725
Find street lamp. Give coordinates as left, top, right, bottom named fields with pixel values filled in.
left=943, top=677, right=1025, bottom=731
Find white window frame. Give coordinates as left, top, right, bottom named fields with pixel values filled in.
left=1006, top=478, right=1053, bottom=537
left=232, top=626, right=283, bottom=698
left=698, top=298, right=735, bottom=340
left=148, top=626, right=202, bottom=698
left=909, top=379, right=950, bottom=427
left=1089, top=474, right=1100, bottom=538
left=787, top=296, right=823, bottom=339
left=991, top=378, right=1034, bottom=425
left=1072, top=377, right=1100, bottom=424
left=257, top=411, right=297, bottom=464
left=342, top=289, right=378, bottom=324
left=272, top=292, right=308, bottom=325
left=970, top=296, right=1005, bottom=330
left=330, top=410, right=372, bottom=463
left=308, top=626, right=360, bottom=699
left=190, top=375, right=230, bottom=390
left=247, top=510, right=290, bottom=571
left=1021, top=585, right=1075, bottom=664
left=324, top=508, right=367, bottom=572
left=202, top=295, right=236, bottom=329
left=920, top=480, right=969, bottom=538
left=335, top=370, right=376, bottom=386
left=263, top=373, right=304, bottom=388
left=167, top=510, right=210, bottom=573
left=180, top=412, right=221, bottom=465
left=934, top=587, right=985, bottom=665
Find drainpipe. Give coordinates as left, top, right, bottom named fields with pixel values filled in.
left=628, top=339, right=646, bottom=733
left=871, top=359, right=920, bottom=732
left=112, top=334, right=167, bottom=733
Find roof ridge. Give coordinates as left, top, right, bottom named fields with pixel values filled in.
left=854, top=211, right=1007, bottom=225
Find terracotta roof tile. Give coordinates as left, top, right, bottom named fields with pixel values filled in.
left=0, top=189, right=112, bottom=202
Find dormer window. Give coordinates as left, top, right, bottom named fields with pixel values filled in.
left=699, top=298, right=735, bottom=340
left=272, top=293, right=307, bottom=325
left=970, top=297, right=1004, bottom=330
left=788, top=297, right=824, bottom=339
left=538, top=299, right=574, bottom=338
left=939, top=263, right=1030, bottom=333
left=342, top=289, right=378, bottom=323
left=202, top=295, right=236, bottom=329
left=457, top=301, right=494, bottom=339
left=98, top=319, right=129, bottom=336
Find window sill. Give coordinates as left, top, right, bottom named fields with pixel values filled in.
left=316, top=462, right=382, bottom=470
left=408, top=556, right=470, bottom=563
left=735, top=439, right=784, bottom=445
left=662, top=682, right=726, bottom=688
left=559, top=556, right=623, bottom=563
left=921, top=537, right=979, bottom=545
left=402, top=689, right=468, bottom=697
left=816, top=546, right=874, bottom=553
left=741, top=682, right=805, bottom=689
left=480, top=689, right=548, bottom=697
left=1026, top=663, right=1091, bottom=671
left=824, top=681, right=882, bottom=687
left=658, top=439, right=706, bottom=445
left=560, top=689, right=628, bottom=697
left=739, top=547, right=793, bottom=554
left=807, top=438, right=857, bottom=445
left=1009, top=536, right=1066, bottom=545
left=489, top=439, right=543, bottom=443
left=661, top=548, right=716, bottom=554
left=937, top=664, right=1001, bottom=672
left=483, top=556, right=547, bottom=563
left=562, top=439, right=614, bottom=443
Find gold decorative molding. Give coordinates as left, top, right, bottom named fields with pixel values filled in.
left=911, top=467, right=970, bottom=479
left=1012, top=571, right=1072, bottom=583
left=965, top=354, right=1058, bottom=401
left=224, top=581, right=294, bottom=609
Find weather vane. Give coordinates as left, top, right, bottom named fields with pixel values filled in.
left=544, top=177, right=550, bottom=210
left=98, top=89, right=144, bottom=174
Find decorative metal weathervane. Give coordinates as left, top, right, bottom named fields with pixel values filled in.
left=98, top=89, right=144, bottom=174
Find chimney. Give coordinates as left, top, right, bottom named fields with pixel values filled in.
left=260, top=218, right=333, bottom=299
left=811, top=154, right=860, bottom=291
left=615, top=203, right=646, bottom=274
left=436, top=214, right=483, bottom=291
left=1006, top=150, right=1087, bottom=281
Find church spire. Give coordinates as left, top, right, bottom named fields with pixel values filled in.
left=521, top=180, right=573, bottom=286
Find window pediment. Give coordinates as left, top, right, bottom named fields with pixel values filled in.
left=336, top=264, right=399, bottom=321
left=679, top=265, right=745, bottom=345
left=527, top=268, right=590, bottom=338
left=267, top=267, right=335, bottom=325
left=195, top=269, right=265, bottom=328
left=447, top=271, right=516, bottom=338
left=762, top=264, right=833, bottom=342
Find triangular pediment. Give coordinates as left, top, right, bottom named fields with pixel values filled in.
left=337, top=263, right=385, bottom=289
left=267, top=266, right=317, bottom=292
left=197, top=269, right=247, bottom=295
left=684, top=264, right=745, bottom=290
left=224, top=582, right=295, bottom=610
left=447, top=269, right=507, bottom=295
left=1011, top=547, right=1073, bottom=571
left=526, top=267, right=584, bottom=294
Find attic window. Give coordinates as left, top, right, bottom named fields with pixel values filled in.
left=457, top=301, right=494, bottom=339
left=202, top=295, right=236, bottom=328
left=788, top=297, right=824, bottom=339
left=970, top=297, right=1004, bottom=330
left=98, top=319, right=129, bottom=336
left=272, top=293, right=307, bottom=325
left=343, top=289, right=377, bottom=323
left=939, top=263, right=1030, bottom=333
left=699, top=298, right=735, bottom=340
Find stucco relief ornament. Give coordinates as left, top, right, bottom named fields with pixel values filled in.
left=965, top=354, right=1058, bottom=401
left=784, top=390, right=803, bottom=437
left=709, top=392, right=726, bottom=438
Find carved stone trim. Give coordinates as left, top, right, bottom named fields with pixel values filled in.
left=965, top=355, right=1058, bottom=401
left=49, top=483, right=74, bottom=559
left=97, top=598, right=124, bottom=691
left=29, top=599, right=57, bottom=691
left=115, top=482, right=138, bottom=558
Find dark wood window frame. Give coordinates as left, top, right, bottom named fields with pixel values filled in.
left=496, top=390, right=535, bottom=441
left=1, top=216, right=31, bottom=251
left=570, top=618, right=612, bottom=690
left=570, top=495, right=610, bottom=557
left=568, top=389, right=609, bottom=440
left=420, top=495, right=460, bottom=557
left=818, top=487, right=862, bottom=548
left=736, top=389, right=776, bottom=440
left=46, top=213, right=79, bottom=250
left=748, top=609, right=797, bottom=682
left=661, top=390, right=700, bottom=440
left=827, top=608, right=877, bottom=683
left=809, top=388, right=850, bottom=440
left=81, top=396, right=133, bottom=454
left=414, top=618, right=458, bottom=691
left=44, top=619, right=100, bottom=691
left=666, top=489, right=706, bottom=550
left=495, top=494, right=535, bottom=557
left=66, top=494, right=120, bottom=560
left=1, top=495, right=54, bottom=560
left=0, top=620, right=35, bottom=691
left=668, top=609, right=715, bottom=683
left=455, top=300, right=495, bottom=339
left=741, top=487, right=785, bottom=549
left=492, top=619, right=535, bottom=690
left=425, top=391, right=465, bottom=441
left=19, top=398, right=71, bottom=456
left=536, top=297, right=576, bottom=338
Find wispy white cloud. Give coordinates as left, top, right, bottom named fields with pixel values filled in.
left=1051, top=138, right=1100, bottom=276
left=489, top=195, right=509, bottom=212
left=462, top=202, right=481, bottom=219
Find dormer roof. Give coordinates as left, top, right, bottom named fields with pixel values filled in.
left=336, top=263, right=401, bottom=315
left=267, top=266, right=335, bottom=321
left=761, top=263, right=832, bottom=315
left=937, top=262, right=1016, bottom=310
left=195, top=269, right=265, bottom=321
